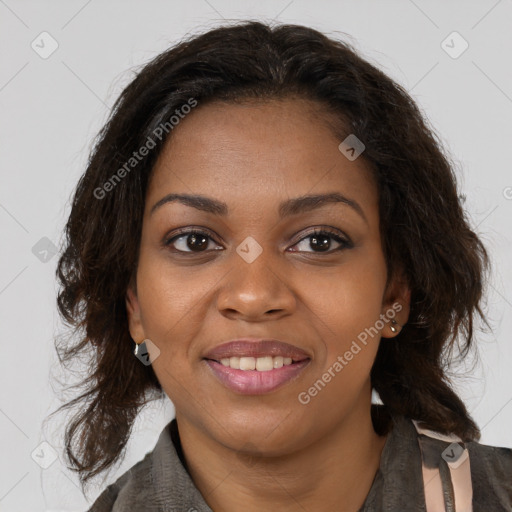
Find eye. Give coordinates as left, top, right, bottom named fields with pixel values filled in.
left=163, top=227, right=352, bottom=255
left=289, top=228, right=352, bottom=253
left=164, top=229, right=222, bottom=253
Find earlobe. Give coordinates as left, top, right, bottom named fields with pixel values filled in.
left=381, top=280, right=411, bottom=339
left=381, top=308, right=407, bottom=339
left=389, top=318, right=400, bottom=333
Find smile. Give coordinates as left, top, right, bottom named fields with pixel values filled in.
left=219, top=355, right=296, bottom=371
left=204, top=358, right=310, bottom=395
left=203, top=338, right=312, bottom=394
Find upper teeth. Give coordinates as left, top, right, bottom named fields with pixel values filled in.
left=219, top=356, right=293, bottom=371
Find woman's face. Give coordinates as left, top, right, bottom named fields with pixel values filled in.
left=126, top=98, right=409, bottom=454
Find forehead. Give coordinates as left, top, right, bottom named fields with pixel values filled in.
left=146, top=98, right=377, bottom=216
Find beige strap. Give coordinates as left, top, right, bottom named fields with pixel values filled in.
left=412, top=420, right=473, bottom=512
left=421, top=463, right=447, bottom=512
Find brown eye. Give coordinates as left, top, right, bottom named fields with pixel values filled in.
left=290, top=229, right=352, bottom=253
left=165, top=230, right=221, bottom=253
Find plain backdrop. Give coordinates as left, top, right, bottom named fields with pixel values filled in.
left=1, top=1, right=511, bottom=510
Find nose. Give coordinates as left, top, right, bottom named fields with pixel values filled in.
left=216, top=249, right=297, bottom=322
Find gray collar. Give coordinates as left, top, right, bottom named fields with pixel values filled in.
left=89, top=410, right=430, bottom=511
left=149, top=419, right=214, bottom=511
left=147, top=412, right=426, bottom=512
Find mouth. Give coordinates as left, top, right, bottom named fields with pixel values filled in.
left=203, top=339, right=311, bottom=395
left=208, top=355, right=305, bottom=371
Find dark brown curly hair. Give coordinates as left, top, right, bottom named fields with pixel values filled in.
left=54, top=20, right=489, bottom=487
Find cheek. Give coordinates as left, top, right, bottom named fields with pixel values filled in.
left=134, top=250, right=206, bottom=361
left=136, top=247, right=212, bottom=327
left=305, top=249, right=387, bottom=347
left=134, top=254, right=206, bottom=409
left=299, top=271, right=386, bottom=415
left=303, top=253, right=387, bottom=407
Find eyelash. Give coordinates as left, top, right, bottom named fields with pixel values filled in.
left=163, top=227, right=352, bottom=254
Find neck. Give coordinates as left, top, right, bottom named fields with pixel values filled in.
left=176, top=404, right=389, bottom=512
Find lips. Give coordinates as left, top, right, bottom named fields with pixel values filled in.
left=203, top=338, right=311, bottom=395
left=203, top=338, right=311, bottom=362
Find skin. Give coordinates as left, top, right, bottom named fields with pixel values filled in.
left=126, top=97, right=411, bottom=512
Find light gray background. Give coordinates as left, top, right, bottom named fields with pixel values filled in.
left=1, top=1, right=511, bottom=510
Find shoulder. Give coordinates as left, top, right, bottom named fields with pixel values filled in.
left=410, top=416, right=512, bottom=509
left=467, top=438, right=512, bottom=474
left=86, top=419, right=212, bottom=512
left=87, top=453, right=154, bottom=511
left=466, top=438, right=512, bottom=508
left=86, top=420, right=179, bottom=511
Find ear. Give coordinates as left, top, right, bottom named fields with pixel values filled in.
left=126, top=281, right=146, bottom=343
left=380, top=273, right=411, bottom=339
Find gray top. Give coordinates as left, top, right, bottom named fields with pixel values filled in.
left=88, top=409, right=512, bottom=511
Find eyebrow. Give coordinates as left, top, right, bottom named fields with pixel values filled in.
left=150, top=192, right=367, bottom=223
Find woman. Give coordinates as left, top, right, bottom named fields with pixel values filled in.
left=55, top=21, right=512, bottom=511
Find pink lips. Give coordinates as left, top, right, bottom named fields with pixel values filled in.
left=203, top=339, right=311, bottom=395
